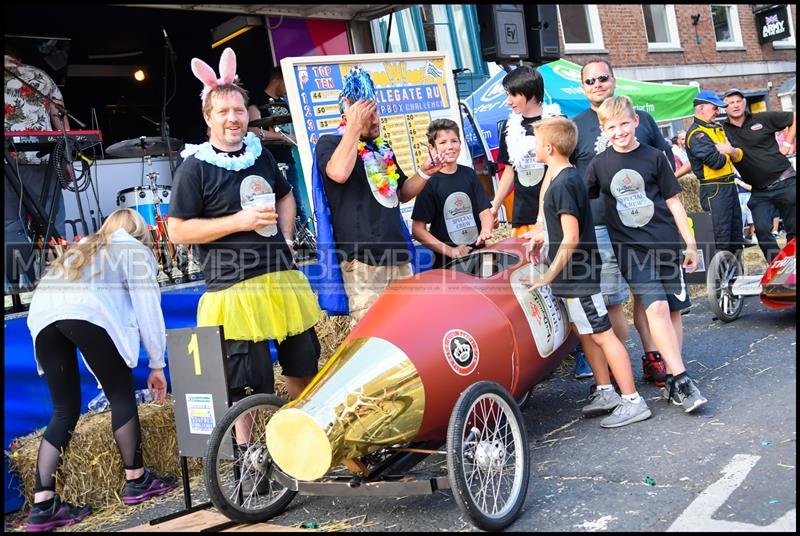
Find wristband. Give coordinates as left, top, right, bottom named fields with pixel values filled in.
left=417, top=169, right=431, bottom=180
left=536, top=216, right=544, bottom=223
left=286, top=239, right=294, bottom=247
left=783, top=141, right=793, bottom=148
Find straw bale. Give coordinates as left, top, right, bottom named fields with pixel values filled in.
left=677, top=173, right=702, bottom=214
left=6, top=398, right=201, bottom=511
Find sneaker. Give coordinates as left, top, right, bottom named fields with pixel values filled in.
left=26, top=494, right=91, bottom=532
left=574, top=348, right=594, bottom=379
left=581, top=389, right=622, bottom=417
left=122, top=469, right=179, bottom=505
left=588, top=369, right=619, bottom=396
left=600, top=397, right=652, bottom=428
left=642, top=351, right=667, bottom=387
left=662, top=374, right=707, bottom=413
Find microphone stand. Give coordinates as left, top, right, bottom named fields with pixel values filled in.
left=161, top=30, right=177, bottom=178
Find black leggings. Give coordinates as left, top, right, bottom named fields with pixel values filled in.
left=33, top=320, right=143, bottom=493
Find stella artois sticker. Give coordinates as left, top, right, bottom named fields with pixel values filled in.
left=443, top=329, right=479, bottom=375
left=510, top=265, right=569, bottom=357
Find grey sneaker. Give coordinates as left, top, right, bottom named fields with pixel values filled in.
left=600, top=397, right=652, bottom=428
left=663, top=375, right=707, bottom=413
left=582, top=389, right=622, bottom=417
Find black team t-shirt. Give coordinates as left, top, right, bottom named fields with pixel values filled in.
left=497, top=115, right=545, bottom=227
left=541, top=166, right=600, bottom=297
left=316, top=134, right=412, bottom=266
left=411, top=164, right=491, bottom=269
left=584, top=144, right=683, bottom=257
left=169, top=147, right=293, bottom=291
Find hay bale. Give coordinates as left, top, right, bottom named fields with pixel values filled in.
left=678, top=173, right=703, bottom=214
left=6, top=398, right=202, bottom=511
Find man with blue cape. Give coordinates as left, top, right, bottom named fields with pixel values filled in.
left=314, top=65, right=444, bottom=327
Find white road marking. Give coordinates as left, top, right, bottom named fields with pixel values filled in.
left=668, top=454, right=796, bottom=532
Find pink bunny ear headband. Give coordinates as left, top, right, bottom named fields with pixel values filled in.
left=190, top=47, right=238, bottom=102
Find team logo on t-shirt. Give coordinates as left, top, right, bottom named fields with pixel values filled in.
left=443, top=329, right=479, bottom=375
left=610, top=169, right=654, bottom=228
left=516, top=150, right=545, bottom=187
left=750, top=123, right=764, bottom=131
left=594, top=132, right=611, bottom=155
left=240, top=174, right=273, bottom=205
left=444, top=192, right=478, bottom=244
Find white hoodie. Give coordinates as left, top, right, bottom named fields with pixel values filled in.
left=27, top=228, right=166, bottom=375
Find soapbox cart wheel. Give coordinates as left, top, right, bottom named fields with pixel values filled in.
left=707, top=250, right=745, bottom=322
left=446, top=381, right=530, bottom=531
left=204, top=394, right=296, bottom=524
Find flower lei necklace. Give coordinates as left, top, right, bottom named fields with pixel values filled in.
left=506, top=102, right=563, bottom=167
left=180, top=131, right=262, bottom=171
left=338, top=122, right=399, bottom=198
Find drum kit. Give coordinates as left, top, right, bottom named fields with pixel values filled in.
left=108, top=136, right=201, bottom=286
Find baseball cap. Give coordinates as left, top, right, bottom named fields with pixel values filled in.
left=694, top=90, right=727, bottom=108
left=723, top=88, right=745, bottom=99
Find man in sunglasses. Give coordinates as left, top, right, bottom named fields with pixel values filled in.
left=570, top=59, right=674, bottom=391
left=685, top=90, right=744, bottom=255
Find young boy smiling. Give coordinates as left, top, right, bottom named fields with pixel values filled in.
left=585, top=96, right=707, bottom=413
left=411, top=119, right=493, bottom=269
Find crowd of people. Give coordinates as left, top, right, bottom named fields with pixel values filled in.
left=11, top=45, right=795, bottom=530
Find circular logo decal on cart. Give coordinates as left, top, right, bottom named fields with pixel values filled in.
left=443, top=329, right=479, bottom=376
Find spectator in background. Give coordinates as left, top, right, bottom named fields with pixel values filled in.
left=5, top=49, right=71, bottom=290
left=685, top=90, right=743, bottom=255
left=672, top=131, right=689, bottom=170
left=721, top=88, right=795, bottom=263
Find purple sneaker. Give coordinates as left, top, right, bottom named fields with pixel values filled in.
left=26, top=494, right=91, bottom=532
left=122, top=469, right=178, bottom=505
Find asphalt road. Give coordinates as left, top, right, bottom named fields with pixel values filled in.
left=100, top=296, right=797, bottom=532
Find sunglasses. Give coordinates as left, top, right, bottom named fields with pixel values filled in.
left=583, top=74, right=611, bottom=86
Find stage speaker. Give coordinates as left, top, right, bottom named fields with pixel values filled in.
left=524, top=4, right=561, bottom=63
left=477, top=4, right=529, bottom=62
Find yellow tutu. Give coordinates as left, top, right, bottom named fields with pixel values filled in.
left=197, top=270, right=321, bottom=343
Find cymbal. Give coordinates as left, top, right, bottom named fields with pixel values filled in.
left=248, top=115, right=292, bottom=129
left=106, top=137, right=183, bottom=158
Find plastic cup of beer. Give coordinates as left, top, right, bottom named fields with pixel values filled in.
left=251, top=193, right=277, bottom=237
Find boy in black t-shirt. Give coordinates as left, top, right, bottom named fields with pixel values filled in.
left=491, top=66, right=553, bottom=237
left=527, top=116, right=651, bottom=428
left=585, top=96, right=707, bottom=413
left=411, top=119, right=493, bottom=269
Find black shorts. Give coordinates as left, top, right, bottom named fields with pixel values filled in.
left=559, top=293, right=613, bottom=335
left=226, top=327, right=321, bottom=395
left=617, top=247, right=690, bottom=311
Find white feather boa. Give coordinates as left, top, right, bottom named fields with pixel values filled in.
left=505, top=102, right=563, bottom=167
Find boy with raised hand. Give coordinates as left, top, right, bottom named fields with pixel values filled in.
left=585, top=96, right=707, bottom=413
left=412, top=119, right=493, bottom=269
left=526, top=116, right=651, bottom=428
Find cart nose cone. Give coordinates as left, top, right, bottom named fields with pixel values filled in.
left=266, top=408, right=332, bottom=481
left=265, top=337, right=425, bottom=481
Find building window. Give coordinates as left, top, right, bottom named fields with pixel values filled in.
left=772, top=5, right=796, bottom=49
left=558, top=5, right=605, bottom=52
left=642, top=5, right=681, bottom=50
left=711, top=5, right=744, bottom=49
left=372, top=5, right=483, bottom=75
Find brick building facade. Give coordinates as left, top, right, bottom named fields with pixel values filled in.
left=557, top=4, right=795, bottom=128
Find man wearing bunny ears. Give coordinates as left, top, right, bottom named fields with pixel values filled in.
left=168, top=48, right=321, bottom=405
left=315, top=66, right=446, bottom=328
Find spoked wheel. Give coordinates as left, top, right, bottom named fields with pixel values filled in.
left=204, top=394, right=296, bottom=524
left=446, top=381, right=530, bottom=531
left=707, top=250, right=744, bottom=322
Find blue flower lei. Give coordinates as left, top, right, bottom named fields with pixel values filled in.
left=180, top=132, right=262, bottom=171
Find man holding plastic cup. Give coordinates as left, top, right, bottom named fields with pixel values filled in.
left=169, top=48, right=321, bottom=403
